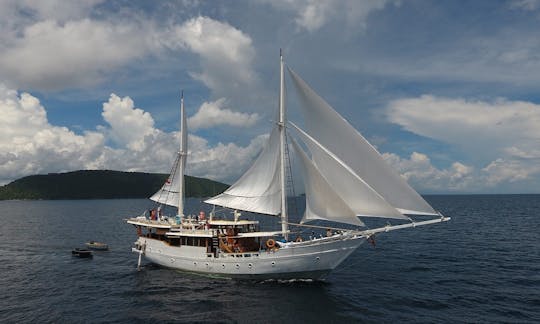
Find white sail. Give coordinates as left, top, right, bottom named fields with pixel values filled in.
left=288, top=68, right=437, bottom=216
left=204, top=126, right=282, bottom=215
left=150, top=94, right=187, bottom=214
left=291, top=138, right=364, bottom=226
left=290, top=122, right=407, bottom=220
left=149, top=153, right=182, bottom=208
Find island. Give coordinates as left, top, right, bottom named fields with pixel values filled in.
left=0, top=170, right=229, bottom=200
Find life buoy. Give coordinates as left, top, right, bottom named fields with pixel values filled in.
left=295, top=236, right=303, bottom=242
left=266, top=239, right=276, bottom=249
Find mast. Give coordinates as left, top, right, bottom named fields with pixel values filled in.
left=178, top=90, right=186, bottom=219
left=279, top=49, right=289, bottom=240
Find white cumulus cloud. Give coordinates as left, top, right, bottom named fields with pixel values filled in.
left=187, top=133, right=268, bottom=183
left=167, top=16, right=260, bottom=102
left=382, top=152, right=475, bottom=192
left=101, top=94, right=157, bottom=151
left=0, top=85, right=267, bottom=186
left=0, top=18, right=159, bottom=90
left=387, top=94, right=540, bottom=189
left=0, top=84, right=105, bottom=183
left=188, top=98, right=259, bottom=130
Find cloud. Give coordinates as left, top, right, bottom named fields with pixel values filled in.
left=188, top=98, right=259, bottom=130
left=387, top=95, right=540, bottom=159
left=0, top=84, right=105, bottom=183
left=0, top=7, right=264, bottom=130
left=0, top=2, right=258, bottom=96
left=0, top=0, right=105, bottom=22
left=382, top=152, right=475, bottom=192
left=167, top=16, right=258, bottom=101
left=509, top=0, right=540, bottom=11
left=0, top=18, right=160, bottom=90
left=0, top=85, right=266, bottom=185
left=188, top=133, right=268, bottom=183
left=263, top=0, right=394, bottom=32
left=481, top=158, right=538, bottom=186
left=387, top=95, right=540, bottom=188
left=293, top=1, right=334, bottom=32
left=101, top=94, right=157, bottom=151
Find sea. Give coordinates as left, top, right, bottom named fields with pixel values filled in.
left=0, top=195, right=539, bottom=323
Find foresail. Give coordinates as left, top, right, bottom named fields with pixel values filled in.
left=290, top=122, right=407, bottom=220
left=288, top=68, right=438, bottom=216
left=291, top=138, right=364, bottom=226
left=204, top=126, right=282, bottom=215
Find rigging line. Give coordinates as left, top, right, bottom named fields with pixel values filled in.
left=284, top=130, right=300, bottom=219
left=157, top=151, right=181, bottom=206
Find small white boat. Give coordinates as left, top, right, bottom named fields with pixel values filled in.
left=85, top=241, right=109, bottom=250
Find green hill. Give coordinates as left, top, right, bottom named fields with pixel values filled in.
left=0, top=170, right=229, bottom=200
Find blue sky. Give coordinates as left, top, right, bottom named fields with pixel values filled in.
left=1, top=0, right=540, bottom=193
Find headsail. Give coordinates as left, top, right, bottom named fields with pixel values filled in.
left=288, top=68, right=437, bottom=216
left=291, top=138, right=364, bottom=226
left=204, top=126, right=282, bottom=215
left=290, top=122, right=407, bottom=220
left=150, top=93, right=188, bottom=216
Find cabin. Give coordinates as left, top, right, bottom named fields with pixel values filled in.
left=128, top=216, right=280, bottom=258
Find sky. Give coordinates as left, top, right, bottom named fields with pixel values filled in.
left=1, top=0, right=540, bottom=194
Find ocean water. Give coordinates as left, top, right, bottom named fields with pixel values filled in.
left=0, top=195, right=539, bottom=323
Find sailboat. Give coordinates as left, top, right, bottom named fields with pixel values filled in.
left=126, top=53, right=450, bottom=279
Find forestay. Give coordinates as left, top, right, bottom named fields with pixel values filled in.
left=204, top=126, right=282, bottom=215
left=288, top=68, right=437, bottom=216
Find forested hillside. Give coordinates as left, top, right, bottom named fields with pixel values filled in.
left=0, top=170, right=228, bottom=200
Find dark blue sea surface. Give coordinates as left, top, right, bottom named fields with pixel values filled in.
left=0, top=195, right=539, bottom=323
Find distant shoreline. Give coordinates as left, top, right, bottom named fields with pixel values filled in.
left=0, top=170, right=229, bottom=200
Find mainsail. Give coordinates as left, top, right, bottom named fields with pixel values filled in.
left=288, top=68, right=437, bottom=216
left=204, top=126, right=282, bottom=215
left=150, top=93, right=188, bottom=216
